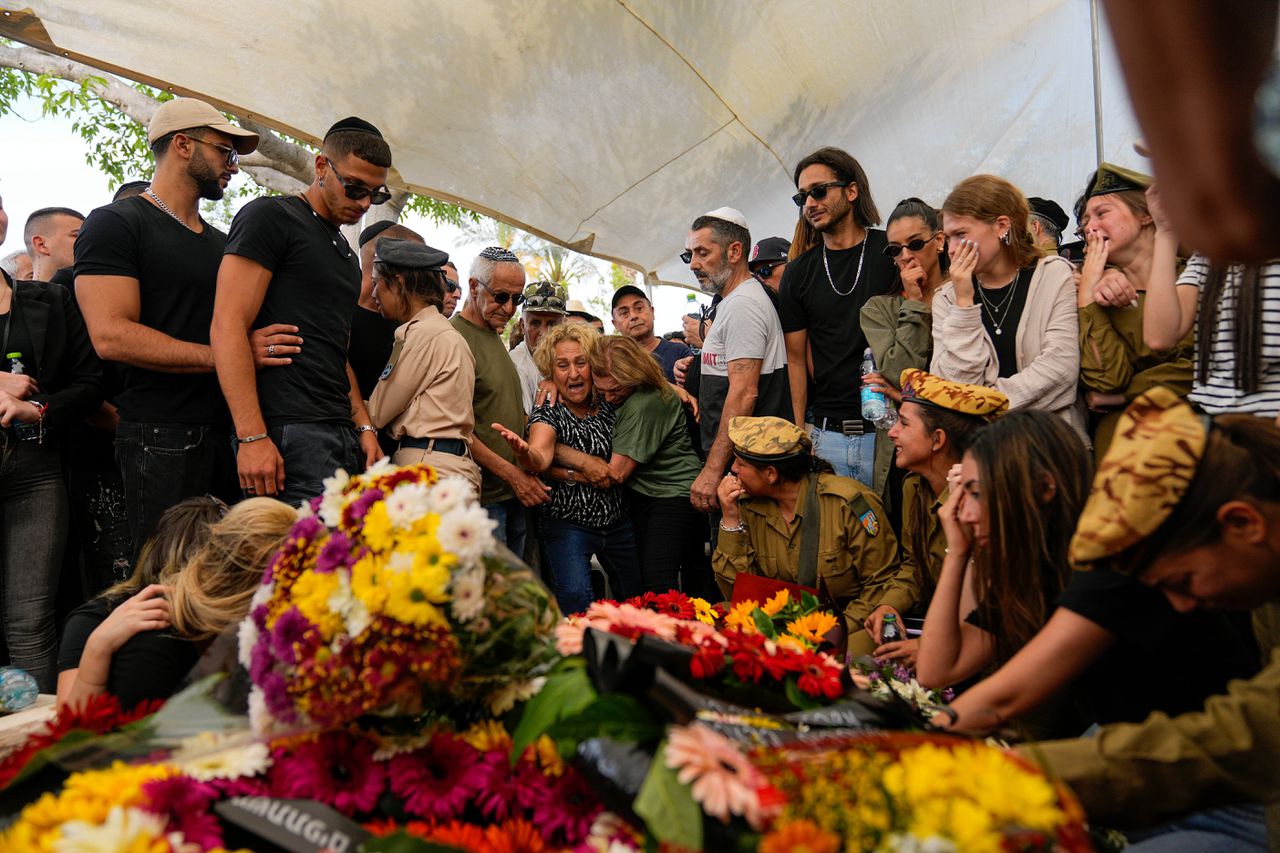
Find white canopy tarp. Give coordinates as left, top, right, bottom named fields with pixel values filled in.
left=0, top=0, right=1140, bottom=287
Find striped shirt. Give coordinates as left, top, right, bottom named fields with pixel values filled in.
left=1179, top=254, right=1280, bottom=416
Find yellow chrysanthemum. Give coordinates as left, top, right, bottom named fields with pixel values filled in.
left=785, top=611, right=838, bottom=645
left=762, top=589, right=789, bottom=615
left=288, top=569, right=344, bottom=638
left=724, top=599, right=760, bottom=633
left=691, top=597, right=717, bottom=625
left=462, top=719, right=512, bottom=752
left=350, top=552, right=390, bottom=614
left=533, top=734, right=566, bottom=777
left=382, top=558, right=451, bottom=628
left=361, top=501, right=397, bottom=552
left=400, top=533, right=458, bottom=574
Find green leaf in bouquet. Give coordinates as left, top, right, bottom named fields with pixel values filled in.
left=752, top=609, right=777, bottom=638
left=510, top=658, right=595, bottom=764
left=800, top=591, right=820, bottom=612
left=361, top=831, right=468, bottom=852
left=784, top=677, right=823, bottom=711
left=544, top=693, right=663, bottom=758
left=634, top=742, right=703, bottom=851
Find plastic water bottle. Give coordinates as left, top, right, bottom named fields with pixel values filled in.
left=0, top=666, right=39, bottom=712
left=860, top=348, right=897, bottom=427
left=7, top=352, right=24, bottom=375
left=879, top=613, right=903, bottom=644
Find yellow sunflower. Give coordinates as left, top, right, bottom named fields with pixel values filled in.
left=785, top=611, right=838, bottom=645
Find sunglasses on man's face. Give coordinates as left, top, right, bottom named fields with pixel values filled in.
left=754, top=263, right=781, bottom=280
left=186, top=135, right=238, bottom=168
left=479, top=281, right=524, bottom=307
left=325, top=157, right=392, bottom=205
left=882, top=235, right=938, bottom=258
left=445, top=278, right=460, bottom=293
left=791, top=181, right=849, bottom=207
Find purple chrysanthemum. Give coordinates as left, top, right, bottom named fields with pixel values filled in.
left=269, top=607, right=311, bottom=665
left=315, top=531, right=355, bottom=573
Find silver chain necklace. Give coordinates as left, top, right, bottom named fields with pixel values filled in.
left=822, top=240, right=866, bottom=297
left=145, top=189, right=197, bottom=232
left=976, top=271, right=1021, bottom=336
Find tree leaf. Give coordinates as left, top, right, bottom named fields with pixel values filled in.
left=509, top=658, right=595, bottom=764
left=633, top=743, right=703, bottom=851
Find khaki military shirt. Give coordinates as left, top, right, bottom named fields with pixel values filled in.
left=899, top=474, right=948, bottom=612
left=1024, top=600, right=1280, bottom=830
left=713, top=472, right=917, bottom=656
left=368, top=305, right=476, bottom=444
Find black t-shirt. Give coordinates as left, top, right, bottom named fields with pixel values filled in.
left=224, top=196, right=360, bottom=426
left=0, top=305, right=37, bottom=377
left=778, top=231, right=899, bottom=420
left=976, top=267, right=1032, bottom=378
left=349, top=305, right=399, bottom=399
left=56, top=596, right=199, bottom=710
left=1057, top=568, right=1259, bottom=725
left=74, top=196, right=227, bottom=424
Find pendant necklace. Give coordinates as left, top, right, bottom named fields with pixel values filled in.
left=976, top=270, right=1021, bottom=336
left=146, top=189, right=197, bottom=232
left=299, top=194, right=353, bottom=260
left=822, top=239, right=866, bottom=297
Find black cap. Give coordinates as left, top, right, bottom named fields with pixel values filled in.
left=325, top=116, right=384, bottom=140
left=749, top=236, right=790, bottom=269
left=374, top=238, right=448, bottom=270
left=358, top=219, right=397, bottom=248
left=611, top=284, right=649, bottom=310
left=113, top=180, right=150, bottom=203
left=1027, top=198, right=1069, bottom=234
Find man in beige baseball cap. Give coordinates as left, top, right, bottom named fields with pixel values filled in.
left=147, top=97, right=259, bottom=155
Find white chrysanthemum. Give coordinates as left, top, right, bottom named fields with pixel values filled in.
left=250, top=580, right=274, bottom=610
left=171, top=730, right=272, bottom=781
left=883, top=833, right=958, bottom=853
left=427, top=475, right=473, bottom=514
left=437, top=504, right=497, bottom=563
left=487, top=676, right=547, bottom=716
left=449, top=566, right=486, bottom=623
left=384, top=481, right=432, bottom=529
left=248, top=686, right=271, bottom=736
left=317, top=468, right=352, bottom=527
left=236, top=616, right=259, bottom=670
left=54, top=805, right=168, bottom=852
left=387, top=550, right=415, bottom=573
left=295, top=500, right=315, bottom=520
left=327, top=570, right=371, bottom=638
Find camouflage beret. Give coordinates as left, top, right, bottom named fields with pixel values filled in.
left=1085, top=162, right=1152, bottom=199
left=728, top=416, right=811, bottom=465
left=899, top=369, right=1009, bottom=420
left=1069, top=386, right=1206, bottom=568
left=523, top=280, right=569, bottom=314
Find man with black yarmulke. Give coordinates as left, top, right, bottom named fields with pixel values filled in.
left=213, top=117, right=394, bottom=505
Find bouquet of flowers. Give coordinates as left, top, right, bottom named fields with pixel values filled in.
left=241, top=461, right=561, bottom=734
left=852, top=655, right=955, bottom=721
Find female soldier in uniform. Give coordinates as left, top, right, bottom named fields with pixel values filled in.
left=366, top=239, right=481, bottom=492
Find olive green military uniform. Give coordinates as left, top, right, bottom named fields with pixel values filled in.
left=713, top=472, right=915, bottom=657
left=1078, top=293, right=1193, bottom=458
left=861, top=293, right=934, bottom=511
left=898, top=473, right=948, bottom=612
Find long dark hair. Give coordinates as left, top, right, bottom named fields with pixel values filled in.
left=887, top=197, right=949, bottom=275
left=788, top=147, right=880, bottom=260
left=966, top=411, right=1092, bottom=665
left=1196, top=265, right=1264, bottom=393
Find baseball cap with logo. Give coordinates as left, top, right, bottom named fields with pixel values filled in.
left=749, top=236, right=791, bottom=270
left=148, top=97, right=260, bottom=154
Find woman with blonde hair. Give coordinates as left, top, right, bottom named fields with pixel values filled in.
left=932, top=176, right=1085, bottom=441
left=58, top=497, right=296, bottom=710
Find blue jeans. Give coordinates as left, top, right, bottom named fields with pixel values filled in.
left=0, top=440, right=68, bottom=692
left=116, top=421, right=236, bottom=555
left=1125, top=804, right=1268, bottom=851
left=810, top=427, right=876, bottom=486
left=540, top=516, right=643, bottom=614
left=237, top=422, right=361, bottom=508
left=485, top=498, right=529, bottom=559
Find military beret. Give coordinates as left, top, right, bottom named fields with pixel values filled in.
left=358, top=219, right=397, bottom=248
left=1027, top=197, right=1070, bottom=234
left=524, top=280, right=569, bottom=314
left=1084, top=162, right=1151, bottom=199
left=325, top=116, right=384, bottom=140
left=374, top=238, right=449, bottom=271
left=899, top=369, right=1009, bottom=420
left=729, top=416, right=812, bottom=465
left=1069, top=386, right=1206, bottom=568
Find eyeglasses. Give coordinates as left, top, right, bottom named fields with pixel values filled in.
left=186, top=135, right=238, bottom=168
left=478, top=281, right=525, bottom=307
left=754, top=262, right=782, bottom=280
left=882, top=235, right=938, bottom=257
left=324, top=157, right=392, bottom=205
left=680, top=250, right=693, bottom=264
left=445, top=278, right=460, bottom=293
left=791, top=181, right=849, bottom=207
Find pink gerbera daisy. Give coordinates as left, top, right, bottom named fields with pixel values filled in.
left=387, top=731, right=486, bottom=821
left=664, top=723, right=768, bottom=828
left=269, top=730, right=385, bottom=816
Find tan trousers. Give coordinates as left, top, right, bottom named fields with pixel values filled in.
left=391, top=447, right=482, bottom=499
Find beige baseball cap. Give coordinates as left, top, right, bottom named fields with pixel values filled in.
left=148, top=97, right=260, bottom=154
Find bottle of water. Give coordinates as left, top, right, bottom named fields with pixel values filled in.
left=879, top=613, right=903, bottom=644
left=0, top=666, right=39, bottom=712
left=7, top=352, right=24, bottom=375
left=860, top=348, right=897, bottom=428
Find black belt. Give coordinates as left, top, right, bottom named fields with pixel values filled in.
left=812, top=415, right=874, bottom=436
left=398, top=437, right=468, bottom=457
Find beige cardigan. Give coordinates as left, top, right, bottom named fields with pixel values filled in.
left=930, top=255, right=1087, bottom=441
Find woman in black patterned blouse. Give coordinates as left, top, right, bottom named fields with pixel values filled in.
left=494, top=323, right=642, bottom=613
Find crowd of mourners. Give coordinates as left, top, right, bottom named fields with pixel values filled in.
left=2, top=93, right=1280, bottom=849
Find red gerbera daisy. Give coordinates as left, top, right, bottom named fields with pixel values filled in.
left=269, top=730, right=385, bottom=815
left=651, top=591, right=696, bottom=620
left=388, top=731, right=487, bottom=821
left=795, top=651, right=844, bottom=699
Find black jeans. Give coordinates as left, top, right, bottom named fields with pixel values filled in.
left=115, top=421, right=237, bottom=555
left=0, top=438, right=69, bottom=691
left=628, top=489, right=717, bottom=600
left=64, top=438, right=133, bottom=594
left=237, top=422, right=360, bottom=508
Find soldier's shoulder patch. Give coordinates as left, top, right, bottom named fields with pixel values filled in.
left=849, top=494, right=879, bottom=537
left=378, top=338, right=405, bottom=382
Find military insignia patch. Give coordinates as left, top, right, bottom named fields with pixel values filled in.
left=379, top=339, right=404, bottom=381
left=859, top=509, right=879, bottom=537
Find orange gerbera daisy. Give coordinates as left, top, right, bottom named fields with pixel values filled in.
left=725, top=599, right=761, bottom=633
left=762, top=589, right=789, bottom=615
left=483, top=818, right=546, bottom=853
left=785, top=611, right=838, bottom=645
left=759, top=818, right=841, bottom=853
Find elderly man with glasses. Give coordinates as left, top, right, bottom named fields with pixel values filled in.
left=212, top=116, right=392, bottom=507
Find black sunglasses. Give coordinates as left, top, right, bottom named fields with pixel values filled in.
left=445, top=278, right=460, bottom=293
left=791, top=180, right=849, bottom=207
left=325, top=157, right=392, bottom=205
left=479, top=281, right=524, bottom=307
left=754, top=262, right=782, bottom=280
left=882, top=236, right=937, bottom=258
left=186, top=135, right=238, bottom=168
